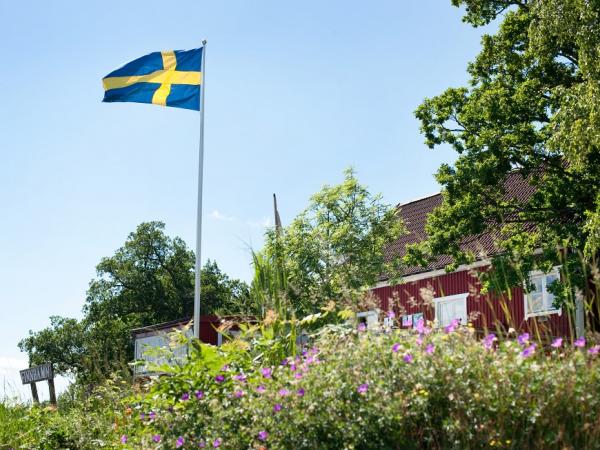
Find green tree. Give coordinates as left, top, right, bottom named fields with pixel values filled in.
left=410, top=0, right=600, bottom=324
left=19, top=221, right=250, bottom=383
left=262, top=169, right=405, bottom=315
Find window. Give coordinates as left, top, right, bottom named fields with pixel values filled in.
left=434, top=293, right=468, bottom=327
left=524, top=267, right=561, bottom=318
left=356, top=310, right=379, bottom=329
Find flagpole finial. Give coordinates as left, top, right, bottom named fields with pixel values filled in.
left=202, top=40, right=207, bottom=45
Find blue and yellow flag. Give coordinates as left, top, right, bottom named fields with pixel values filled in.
left=102, top=48, right=203, bottom=111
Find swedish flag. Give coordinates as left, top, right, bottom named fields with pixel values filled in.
left=102, top=48, right=203, bottom=111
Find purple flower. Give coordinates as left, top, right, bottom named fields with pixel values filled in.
left=120, top=435, right=127, bottom=444
left=195, top=390, right=204, bottom=399
left=444, top=319, right=459, bottom=334
left=416, top=335, right=423, bottom=346
left=425, top=343, right=435, bottom=355
left=152, top=435, right=161, bottom=443
left=517, top=333, right=530, bottom=346
left=198, top=441, right=206, bottom=448
left=273, top=403, right=282, bottom=412
left=215, top=374, right=225, bottom=383
left=415, top=318, right=425, bottom=334
left=551, top=338, right=563, bottom=348
left=387, top=310, right=396, bottom=319
left=279, top=388, right=290, bottom=397
left=403, top=353, right=414, bottom=363
left=483, top=333, right=497, bottom=350
left=297, top=388, right=305, bottom=397
left=213, top=438, right=222, bottom=448
left=221, top=364, right=230, bottom=371
left=256, top=385, right=266, bottom=394
left=574, top=337, right=586, bottom=348
left=357, top=383, right=369, bottom=394
left=358, top=322, right=367, bottom=332
left=306, top=356, right=314, bottom=365
left=261, top=367, right=272, bottom=379
left=233, top=374, right=247, bottom=382
left=588, top=345, right=600, bottom=355
left=290, top=364, right=297, bottom=372
left=280, top=358, right=288, bottom=366
left=181, top=392, right=190, bottom=401
left=392, top=343, right=401, bottom=353
left=149, top=411, right=156, bottom=420
left=140, top=412, right=145, bottom=420
left=294, top=372, right=303, bottom=379
left=258, top=431, right=268, bottom=441
left=176, top=436, right=185, bottom=448
left=234, top=390, right=244, bottom=398
left=522, top=343, right=536, bottom=358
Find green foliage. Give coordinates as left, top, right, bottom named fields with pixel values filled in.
left=118, top=324, right=600, bottom=449
left=19, top=222, right=250, bottom=385
left=411, top=0, right=600, bottom=322
left=0, top=377, right=128, bottom=450
left=263, top=168, right=405, bottom=315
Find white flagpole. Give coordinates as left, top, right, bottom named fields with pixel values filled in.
left=194, top=40, right=207, bottom=340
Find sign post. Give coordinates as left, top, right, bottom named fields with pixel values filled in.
left=20, top=363, right=56, bottom=406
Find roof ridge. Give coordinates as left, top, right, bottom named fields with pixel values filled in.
left=396, top=191, right=441, bottom=209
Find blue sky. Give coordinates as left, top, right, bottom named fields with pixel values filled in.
left=0, top=0, right=489, bottom=399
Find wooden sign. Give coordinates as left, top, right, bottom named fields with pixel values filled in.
left=20, top=363, right=56, bottom=406
left=20, top=363, right=53, bottom=384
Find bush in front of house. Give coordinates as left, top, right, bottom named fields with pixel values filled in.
left=119, top=323, right=600, bottom=450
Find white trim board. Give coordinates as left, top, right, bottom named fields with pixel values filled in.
left=374, top=259, right=491, bottom=289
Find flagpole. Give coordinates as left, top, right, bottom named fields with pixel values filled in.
left=194, top=40, right=207, bottom=340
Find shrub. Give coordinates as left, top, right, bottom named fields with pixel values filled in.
left=119, top=323, right=600, bottom=449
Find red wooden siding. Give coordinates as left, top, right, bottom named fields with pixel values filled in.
left=372, top=267, right=572, bottom=337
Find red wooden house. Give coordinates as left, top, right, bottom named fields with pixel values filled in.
left=371, top=174, right=577, bottom=337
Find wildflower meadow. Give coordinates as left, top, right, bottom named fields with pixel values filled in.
left=5, top=315, right=599, bottom=450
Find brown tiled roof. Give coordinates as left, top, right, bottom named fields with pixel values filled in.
left=384, top=172, right=536, bottom=278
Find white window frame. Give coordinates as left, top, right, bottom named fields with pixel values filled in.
left=524, top=267, right=562, bottom=319
left=433, top=293, right=469, bottom=327
left=357, top=310, right=379, bottom=329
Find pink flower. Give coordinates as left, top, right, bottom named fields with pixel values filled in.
left=483, top=333, right=497, bottom=350
left=273, top=403, right=282, bottom=412
left=588, top=345, right=600, bottom=355
left=574, top=337, right=586, bottom=348
left=234, top=390, right=244, bottom=398
left=444, top=319, right=459, bottom=334
left=256, top=385, right=266, bottom=394
left=358, top=322, right=367, bottom=332
left=176, top=436, right=185, bottom=448
left=278, top=388, right=290, bottom=397
left=403, top=353, right=414, bottom=363
left=522, top=343, right=536, bottom=358
left=425, top=343, right=435, bottom=355
left=213, top=438, right=222, bottom=448
left=392, top=343, right=401, bottom=353
left=120, top=435, right=127, bottom=444
left=551, top=338, right=563, bottom=348
left=258, top=431, right=268, bottom=441
left=416, top=335, right=423, bottom=346
left=261, top=367, right=272, bottom=378
left=387, top=310, right=396, bottom=319
left=152, top=435, right=161, bottom=443
left=517, top=333, right=530, bottom=346
left=294, top=372, right=303, bottom=380
left=357, top=383, right=369, bottom=394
